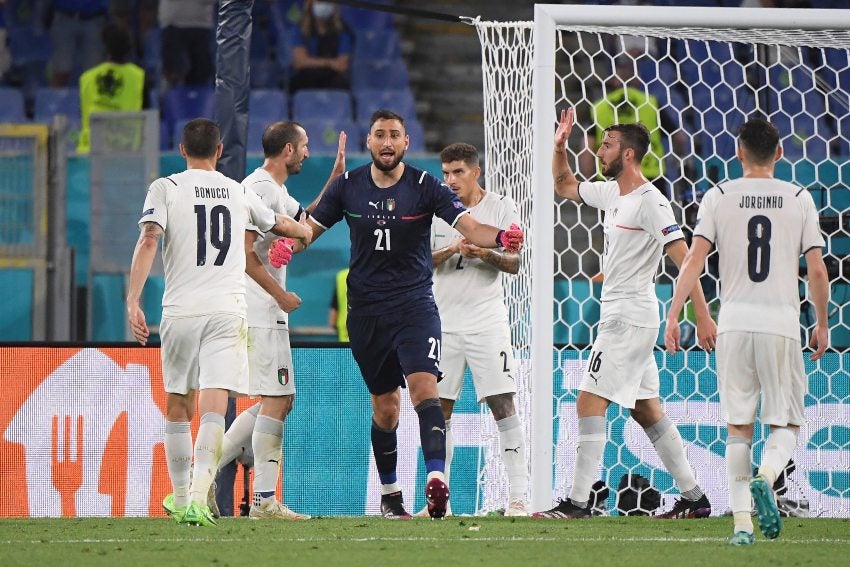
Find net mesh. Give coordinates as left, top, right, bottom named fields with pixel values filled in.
left=475, top=15, right=850, bottom=517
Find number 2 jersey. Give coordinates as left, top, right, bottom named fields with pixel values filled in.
left=138, top=168, right=276, bottom=319
left=431, top=191, right=520, bottom=333
left=694, top=178, right=824, bottom=340
left=311, top=163, right=467, bottom=316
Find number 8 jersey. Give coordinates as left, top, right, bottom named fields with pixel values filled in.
left=139, top=169, right=276, bottom=318
left=694, top=178, right=824, bottom=340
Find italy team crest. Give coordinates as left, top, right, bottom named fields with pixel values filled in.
left=386, top=198, right=396, bottom=211
left=277, top=367, right=290, bottom=385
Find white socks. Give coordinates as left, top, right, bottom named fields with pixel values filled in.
left=164, top=420, right=192, bottom=507
left=568, top=416, right=606, bottom=507
left=644, top=416, right=701, bottom=498
left=497, top=414, right=529, bottom=501
left=189, top=412, right=225, bottom=504
left=759, top=427, right=797, bottom=486
left=252, top=414, right=285, bottom=499
left=727, top=435, right=754, bottom=534
left=219, top=403, right=260, bottom=470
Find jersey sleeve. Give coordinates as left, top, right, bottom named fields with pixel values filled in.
left=498, top=196, right=521, bottom=227
left=245, top=186, right=276, bottom=232
left=800, top=190, right=826, bottom=253
left=577, top=180, right=618, bottom=210
left=138, top=178, right=169, bottom=229
left=641, top=188, right=684, bottom=246
left=310, top=174, right=345, bottom=230
left=693, top=188, right=718, bottom=245
left=430, top=176, right=467, bottom=227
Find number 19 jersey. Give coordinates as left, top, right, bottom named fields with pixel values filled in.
left=694, top=178, right=824, bottom=340
left=139, top=168, right=276, bottom=318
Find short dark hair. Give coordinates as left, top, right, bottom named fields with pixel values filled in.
left=369, top=109, right=405, bottom=130
left=604, top=123, right=650, bottom=162
left=738, top=118, right=780, bottom=164
left=181, top=118, right=220, bottom=158
left=262, top=121, right=305, bottom=158
left=102, top=23, right=132, bottom=63
left=440, top=143, right=479, bottom=168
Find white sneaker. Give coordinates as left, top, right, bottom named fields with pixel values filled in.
left=249, top=499, right=311, bottom=520
left=505, top=499, right=529, bottom=517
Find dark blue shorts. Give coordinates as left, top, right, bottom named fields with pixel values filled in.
left=347, top=302, right=442, bottom=395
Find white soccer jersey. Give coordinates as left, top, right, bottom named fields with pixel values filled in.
left=242, top=167, right=301, bottom=329
left=139, top=168, right=276, bottom=318
left=579, top=180, right=684, bottom=327
left=431, top=191, right=520, bottom=333
left=695, top=177, right=824, bottom=340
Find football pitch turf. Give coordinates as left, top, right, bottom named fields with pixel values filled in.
left=1, top=516, right=848, bottom=566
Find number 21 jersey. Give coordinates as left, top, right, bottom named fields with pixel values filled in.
left=694, top=177, right=824, bottom=340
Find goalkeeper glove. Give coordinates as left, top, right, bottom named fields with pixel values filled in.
left=496, top=223, right=524, bottom=253
left=269, top=238, right=295, bottom=268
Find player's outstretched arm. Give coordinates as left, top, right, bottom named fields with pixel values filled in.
left=664, top=237, right=714, bottom=353
left=553, top=108, right=582, bottom=203
left=305, top=131, right=347, bottom=215
left=804, top=247, right=830, bottom=360
left=453, top=215, right=523, bottom=253
left=126, top=222, right=163, bottom=345
left=245, top=232, right=301, bottom=313
left=270, top=213, right=312, bottom=247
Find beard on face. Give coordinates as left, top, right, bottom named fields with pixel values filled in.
left=371, top=147, right=405, bottom=172
left=601, top=154, right=623, bottom=179
left=286, top=159, right=303, bottom=175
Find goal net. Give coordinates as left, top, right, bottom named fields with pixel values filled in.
left=474, top=4, right=850, bottom=517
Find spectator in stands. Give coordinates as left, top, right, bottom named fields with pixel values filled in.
left=49, top=0, right=110, bottom=87
left=328, top=267, right=349, bottom=342
left=580, top=56, right=691, bottom=200
left=158, top=0, right=216, bottom=87
left=77, top=23, right=145, bottom=153
left=290, top=0, right=353, bottom=93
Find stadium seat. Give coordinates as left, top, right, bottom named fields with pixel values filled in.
left=351, top=58, right=411, bottom=91
left=341, top=3, right=393, bottom=33
left=299, top=118, right=357, bottom=153
left=160, top=86, right=215, bottom=126
left=247, top=117, right=274, bottom=153
left=250, top=60, right=282, bottom=89
left=352, top=29, right=402, bottom=63
left=354, top=88, right=416, bottom=123
left=250, top=89, right=289, bottom=123
left=33, top=87, right=81, bottom=148
left=403, top=118, right=426, bottom=153
left=292, top=89, right=353, bottom=121
left=0, top=87, right=27, bottom=122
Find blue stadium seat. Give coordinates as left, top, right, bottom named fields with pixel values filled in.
left=251, top=60, right=282, bottom=89
left=292, top=89, right=353, bottom=121
left=299, top=119, right=357, bottom=153
left=160, top=87, right=215, bottom=126
left=341, top=3, right=393, bottom=34
left=250, top=89, right=289, bottom=123
left=351, top=58, right=410, bottom=91
left=0, top=87, right=27, bottom=122
left=403, top=118, right=426, bottom=153
left=352, top=29, right=402, bottom=63
left=34, top=88, right=80, bottom=122
left=353, top=88, right=416, bottom=123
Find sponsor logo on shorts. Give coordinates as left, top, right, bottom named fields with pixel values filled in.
left=661, top=224, right=681, bottom=236
left=277, top=367, right=289, bottom=385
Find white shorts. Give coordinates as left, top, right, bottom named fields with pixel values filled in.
left=716, top=331, right=806, bottom=427
left=579, top=320, right=659, bottom=409
left=438, top=328, right=517, bottom=402
left=247, top=327, right=296, bottom=397
left=160, top=313, right=249, bottom=395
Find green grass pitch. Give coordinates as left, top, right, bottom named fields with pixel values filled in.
left=2, top=516, right=848, bottom=566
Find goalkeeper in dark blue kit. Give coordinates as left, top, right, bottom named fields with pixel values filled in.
left=287, top=109, right=523, bottom=519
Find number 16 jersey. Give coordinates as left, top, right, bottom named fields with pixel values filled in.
left=139, top=168, right=276, bottom=319
left=694, top=177, right=824, bottom=340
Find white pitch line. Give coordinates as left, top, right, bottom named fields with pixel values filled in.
left=2, top=536, right=850, bottom=545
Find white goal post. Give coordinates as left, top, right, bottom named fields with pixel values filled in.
left=474, top=4, right=850, bottom=516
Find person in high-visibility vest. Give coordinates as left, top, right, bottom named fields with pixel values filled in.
left=329, top=267, right=350, bottom=342
left=77, top=23, right=145, bottom=153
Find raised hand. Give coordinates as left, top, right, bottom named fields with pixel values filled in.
left=269, top=238, right=295, bottom=268
left=497, top=223, right=524, bottom=253
left=331, top=131, right=347, bottom=178
left=555, top=107, right=575, bottom=151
